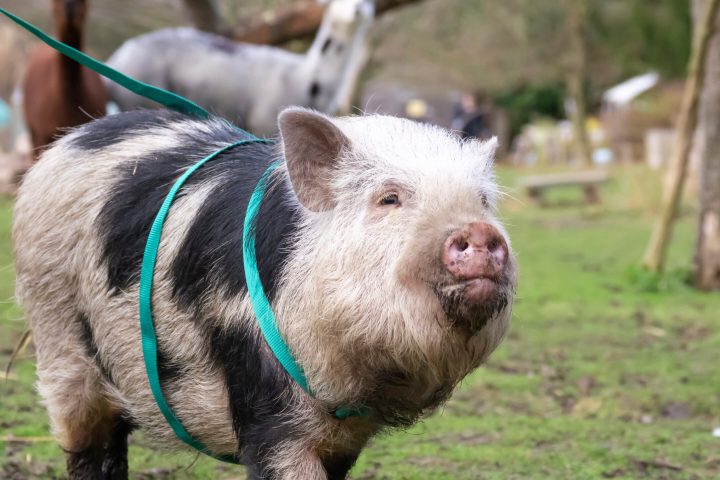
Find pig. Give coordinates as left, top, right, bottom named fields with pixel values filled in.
left=13, top=107, right=516, bottom=479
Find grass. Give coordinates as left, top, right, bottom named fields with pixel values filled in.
left=2, top=165, right=719, bottom=479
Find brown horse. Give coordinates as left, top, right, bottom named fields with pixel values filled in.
left=22, top=0, right=106, bottom=159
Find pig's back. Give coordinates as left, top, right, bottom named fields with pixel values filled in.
left=13, top=109, right=277, bottom=308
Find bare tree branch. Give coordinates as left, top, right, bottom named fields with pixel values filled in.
left=229, top=0, right=425, bottom=45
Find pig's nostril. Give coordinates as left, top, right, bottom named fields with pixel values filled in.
left=456, top=240, right=469, bottom=252
left=487, top=238, right=499, bottom=252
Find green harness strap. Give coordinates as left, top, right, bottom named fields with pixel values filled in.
left=139, top=140, right=270, bottom=464
left=242, top=161, right=310, bottom=392
left=1, top=6, right=369, bottom=464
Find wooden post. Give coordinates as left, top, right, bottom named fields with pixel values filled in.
left=565, top=0, right=593, bottom=167
left=694, top=0, right=720, bottom=290
left=642, top=0, right=720, bottom=272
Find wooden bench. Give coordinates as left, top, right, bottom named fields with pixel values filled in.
left=518, top=170, right=611, bottom=205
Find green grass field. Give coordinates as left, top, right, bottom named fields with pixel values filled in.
left=1, top=166, right=719, bottom=479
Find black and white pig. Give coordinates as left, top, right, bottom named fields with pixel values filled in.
left=13, top=107, right=517, bottom=479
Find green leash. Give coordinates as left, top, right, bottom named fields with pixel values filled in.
left=1, top=6, right=369, bottom=464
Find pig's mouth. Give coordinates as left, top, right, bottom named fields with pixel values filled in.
left=433, top=274, right=513, bottom=332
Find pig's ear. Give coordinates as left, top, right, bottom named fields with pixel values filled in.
left=467, top=136, right=499, bottom=174
left=278, top=108, right=350, bottom=212
left=474, top=136, right=499, bottom=162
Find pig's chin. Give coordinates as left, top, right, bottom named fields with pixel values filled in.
left=433, top=276, right=511, bottom=333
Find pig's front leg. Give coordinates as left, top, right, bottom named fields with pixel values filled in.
left=244, top=445, right=326, bottom=480
left=244, top=441, right=360, bottom=480
left=321, top=451, right=362, bottom=480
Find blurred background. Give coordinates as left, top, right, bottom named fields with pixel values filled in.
left=1, top=0, right=719, bottom=479
left=0, top=0, right=696, bottom=166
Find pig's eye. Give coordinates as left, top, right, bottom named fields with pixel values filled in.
left=379, top=193, right=400, bottom=207
left=480, top=194, right=489, bottom=208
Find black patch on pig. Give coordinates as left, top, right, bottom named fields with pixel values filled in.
left=70, top=109, right=187, bottom=151
left=64, top=414, right=136, bottom=479
left=78, top=312, right=98, bottom=358
left=78, top=311, right=173, bottom=390
left=209, top=322, right=299, bottom=472
left=170, top=155, right=300, bottom=311
left=65, top=446, right=103, bottom=479
left=78, top=309, right=175, bottom=388
left=309, top=82, right=322, bottom=98
left=156, top=345, right=182, bottom=384
left=77, top=312, right=115, bottom=384
left=97, top=110, right=256, bottom=293
left=323, top=452, right=361, bottom=480
left=101, top=416, right=135, bottom=479
left=321, top=37, right=333, bottom=54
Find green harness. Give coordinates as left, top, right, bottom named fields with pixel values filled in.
left=1, top=7, right=368, bottom=465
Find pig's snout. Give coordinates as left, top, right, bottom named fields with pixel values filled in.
left=443, top=222, right=508, bottom=282
left=436, top=222, right=512, bottom=331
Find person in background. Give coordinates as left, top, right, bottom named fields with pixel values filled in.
left=452, top=92, right=493, bottom=141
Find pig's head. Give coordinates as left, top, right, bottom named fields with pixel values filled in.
left=274, top=108, right=516, bottom=423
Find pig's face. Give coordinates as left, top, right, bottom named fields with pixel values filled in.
left=277, top=109, right=515, bottom=406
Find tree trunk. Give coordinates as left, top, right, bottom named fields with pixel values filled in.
left=642, top=0, right=720, bottom=272
left=229, top=0, right=424, bottom=45
left=565, top=0, right=593, bottom=167
left=694, top=0, right=720, bottom=290
left=181, top=0, right=221, bottom=33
